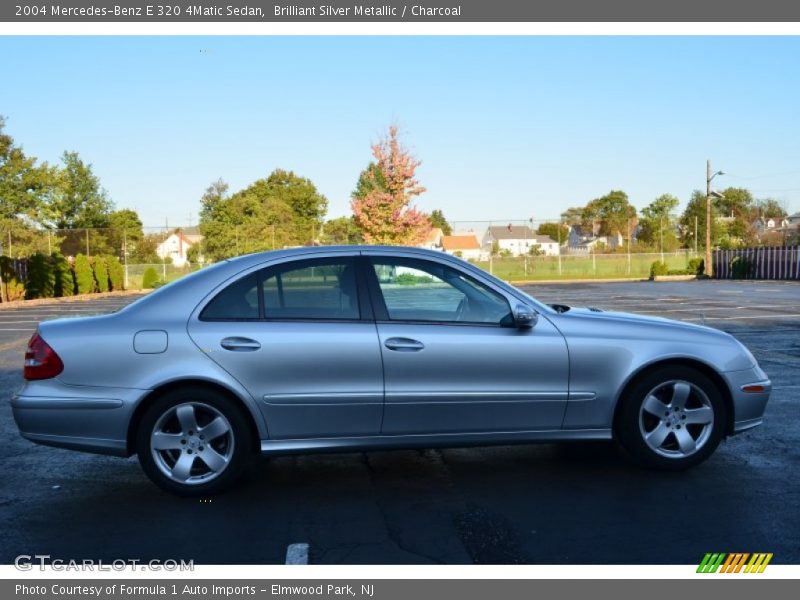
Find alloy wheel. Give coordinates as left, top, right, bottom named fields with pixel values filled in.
left=150, top=402, right=235, bottom=485
left=638, top=380, right=715, bottom=459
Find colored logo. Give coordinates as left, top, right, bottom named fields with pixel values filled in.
left=697, top=553, right=773, bottom=573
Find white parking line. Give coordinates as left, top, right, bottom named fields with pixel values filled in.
left=285, top=543, right=309, bottom=565
left=0, top=320, right=42, bottom=323
left=681, top=314, right=800, bottom=321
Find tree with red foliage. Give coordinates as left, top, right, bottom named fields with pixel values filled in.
left=351, top=126, right=430, bottom=245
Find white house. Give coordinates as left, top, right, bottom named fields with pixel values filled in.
left=566, top=225, right=623, bottom=253
left=417, top=227, right=444, bottom=250
left=442, top=234, right=485, bottom=261
left=156, top=229, right=204, bottom=267
left=752, top=216, right=790, bottom=234
left=526, top=235, right=559, bottom=256
left=482, top=225, right=561, bottom=256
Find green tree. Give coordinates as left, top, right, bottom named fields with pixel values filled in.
left=199, top=178, right=229, bottom=223
left=716, top=187, right=756, bottom=246
left=715, top=187, right=753, bottom=219
left=199, top=171, right=328, bottom=261
left=560, top=206, right=584, bottom=225
left=108, top=208, right=144, bottom=259
left=186, top=243, right=203, bottom=265
left=352, top=162, right=387, bottom=202
left=25, top=253, right=55, bottom=299
left=429, top=209, right=452, bottom=235
left=74, top=254, right=95, bottom=294
left=106, top=255, right=124, bottom=290
left=93, top=256, right=109, bottom=292
left=0, top=256, right=26, bottom=301
left=133, top=233, right=162, bottom=263
left=43, top=151, right=113, bottom=229
left=536, top=222, right=567, bottom=243
left=142, top=266, right=160, bottom=289
left=321, top=216, right=363, bottom=245
left=679, top=190, right=724, bottom=249
left=755, top=198, right=787, bottom=219
left=0, top=217, right=53, bottom=258
left=41, top=151, right=115, bottom=257
left=637, top=194, right=680, bottom=251
left=51, top=253, right=75, bottom=297
left=0, top=116, right=57, bottom=221
left=581, top=190, right=637, bottom=236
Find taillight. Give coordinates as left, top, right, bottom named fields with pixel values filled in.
left=24, top=333, right=64, bottom=380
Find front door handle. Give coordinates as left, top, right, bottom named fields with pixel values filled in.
left=384, top=337, right=425, bottom=352
left=220, top=337, right=261, bottom=352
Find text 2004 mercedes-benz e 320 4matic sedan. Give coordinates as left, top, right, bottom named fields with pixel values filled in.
left=13, top=247, right=771, bottom=495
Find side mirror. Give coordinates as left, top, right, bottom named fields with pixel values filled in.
left=513, top=304, right=537, bottom=328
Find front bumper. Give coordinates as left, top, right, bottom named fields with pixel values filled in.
left=11, top=381, right=146, bottom=457
left=723, top=365, right=772, bottom=434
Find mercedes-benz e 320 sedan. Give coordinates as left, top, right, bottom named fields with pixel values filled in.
left=13, top=247, right=771, bottom=494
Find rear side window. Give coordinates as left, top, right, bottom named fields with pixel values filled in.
left=263, top=261, right=359, bottom=320
left=200, top=259, right=360, bottom=321
left=200, top=273, right=260, bottom=320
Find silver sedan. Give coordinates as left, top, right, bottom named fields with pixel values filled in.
left=12, top=247, right=771, bottom=495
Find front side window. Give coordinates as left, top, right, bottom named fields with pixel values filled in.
left=262, top=260, right=360, bottom=320
left=371, top=258, right=512, bottom=325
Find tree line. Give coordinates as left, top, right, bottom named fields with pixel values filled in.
left=542, top=188, right=790, bottom=253
left=198, top=125, right=451, bottom=261
left=1, top=115, right=157, bottom=261
left=3, top=114, right=792, bottom=274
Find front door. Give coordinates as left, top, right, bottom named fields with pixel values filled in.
left=365, top=255, right=569, bottom=436
left=188, top=256, right=384, bottom=439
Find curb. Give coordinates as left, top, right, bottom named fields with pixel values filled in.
left=509, top=277, right=650, bottom=285
left=650, top=275, right=698, bottom=282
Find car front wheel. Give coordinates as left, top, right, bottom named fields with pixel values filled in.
left=617, top=366, right=727, bottom=470
left=136, top=387, right=252, bottom=495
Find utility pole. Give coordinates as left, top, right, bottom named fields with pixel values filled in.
left=706, top=160, right=725, bottom=278
left=557, top=220, right=563, bottom=276
left=122, top=230, right=129, bottom=289
left=626, top=218, right=631, bottom=275
left=0, top=236, right=5, bottom=303
left=706, top=160, right=712, bottom=277
left=163, top=218, right=168, bottom=280
left=694, top=215, right=698, bottom=255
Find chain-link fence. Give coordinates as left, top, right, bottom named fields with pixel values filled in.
left=0, top=218, right=712, bottom=294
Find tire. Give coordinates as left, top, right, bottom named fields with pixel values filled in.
left=136, top=386, right=253, bottom=496
left=616, top=366, right=727, bottom=471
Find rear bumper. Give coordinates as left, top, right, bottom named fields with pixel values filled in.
left=11, top=382, right=146, bottom=457
left=723, top=365, right=771, bottom=435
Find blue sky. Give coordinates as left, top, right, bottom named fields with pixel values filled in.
left=2, top=36, right=799, bottom=227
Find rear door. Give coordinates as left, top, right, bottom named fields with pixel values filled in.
left=365, top=254, right=569, bottom=435
left=187, top=255, right=384, bottom=439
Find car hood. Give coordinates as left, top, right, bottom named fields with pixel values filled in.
left=545, top=306, right=756, bottom=371
left=562, top=307, right=721, bottom=334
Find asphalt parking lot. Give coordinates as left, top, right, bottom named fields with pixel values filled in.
left=0, top=280, right=798, bottom=565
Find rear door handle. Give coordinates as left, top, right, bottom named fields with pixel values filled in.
left=220, top=337, right=261, bottom=352
left=384, top=337, right=425, bottom=352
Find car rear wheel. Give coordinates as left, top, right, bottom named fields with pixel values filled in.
left=136, top=387, right=252, bottom=495
left=617, top=366, right=727, bottom=470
